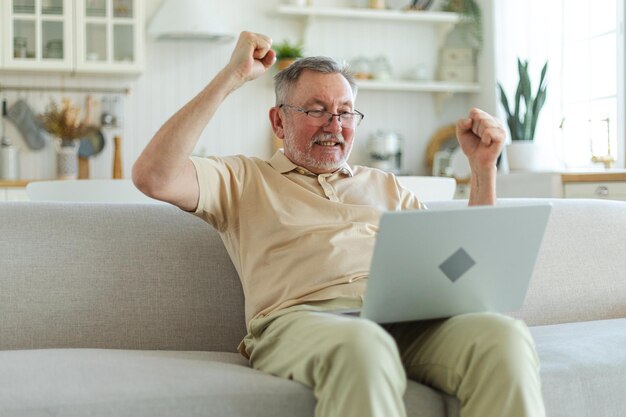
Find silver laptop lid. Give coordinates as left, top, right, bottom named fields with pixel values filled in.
left=362, top=204, right=551, bottom=323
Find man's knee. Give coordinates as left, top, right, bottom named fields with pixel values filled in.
left=464, top=313, right=539, bottom=371
left=331, top=319, right=397, bottom=358
left=323, top=319, right=404, bottom=377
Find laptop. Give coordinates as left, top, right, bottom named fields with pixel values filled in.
left=338, top=204, right=551, bottom=323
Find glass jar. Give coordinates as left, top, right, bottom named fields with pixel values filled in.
left=14, top=37, right=27, bottom=58
left=45, top=39, right=63, bottom=59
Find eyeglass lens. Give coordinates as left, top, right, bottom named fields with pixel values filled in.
left=311, top=111, right=361, bottom=128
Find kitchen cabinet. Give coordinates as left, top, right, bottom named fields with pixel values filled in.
left=275, top=5, right=480, bottom=96
left=1, top=0, right=144, bottom=74
left=459, top=171, right=626, bottom=201
left=561, top=172, right=626, bottom=201
left=1, top=0, right=74, bottom=71
left=75, top=0, right=144, bottom=74
left=2, top=187, right=28, bottom=201
left=0, top=180, right=30, bottom=201
left=563, top=182, right=626, bottom=201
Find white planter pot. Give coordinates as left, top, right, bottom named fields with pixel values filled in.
left=506, top=141, right=544, bottom=171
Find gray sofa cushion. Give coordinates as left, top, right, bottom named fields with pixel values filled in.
left=3, top=318, right=624, bottom=417
left=0, top=350, right=313, bottom=417
left=0, top=349, right=446, bottom=417
left=0, top=202, right=246, bottom=352
left=532, top=317, right=626, bottom=417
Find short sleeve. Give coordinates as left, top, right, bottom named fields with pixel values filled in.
left=189, top=155, right=246, bottom=231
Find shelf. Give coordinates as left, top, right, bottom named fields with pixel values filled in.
left=356, top=79, right=480, bottom=93
left=276, top=5, right=461, bottom=23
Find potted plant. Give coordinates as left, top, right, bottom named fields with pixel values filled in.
left=440, top=0, right=482, bottom=51
left=274, top=39, right=304, bottom=71
left=498, top=58, right=549, bottom=170
left=39, top=99, right=98, bottom=180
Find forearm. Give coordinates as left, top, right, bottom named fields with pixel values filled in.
left=133, top=68, right=243, bottom=189
left=468, top=165, right=497, bottom=206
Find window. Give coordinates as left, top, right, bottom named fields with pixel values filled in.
left=495, top=0, right=624, bottom=169
left=561, top=0, right=621, bottom=167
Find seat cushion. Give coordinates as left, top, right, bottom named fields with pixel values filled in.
left=3, top=318, right=624, bottom=417
left=531, top=318, right=626, bottom=417
left=0, top=349, right=446, bottom=417
left=0, top=350, right=313, bottom=417
left=13, top=317, right=622, bottom=417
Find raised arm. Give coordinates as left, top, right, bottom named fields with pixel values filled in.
left=132, top=31, right=276, bottom=211
left=455, top=108, right=505, bottom=206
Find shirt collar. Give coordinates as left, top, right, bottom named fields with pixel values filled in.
left=267, top=149, right=354, bottom=177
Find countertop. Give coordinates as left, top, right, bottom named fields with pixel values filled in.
left=0, top=180, right=35, bottom=188
left=560, top=171, right=626, bottom=183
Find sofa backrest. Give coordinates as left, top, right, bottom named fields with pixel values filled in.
left=428, top=198, right=626, bottom=326
left=2, top=198, right=625, bottom=352
left=0, top=202, right=246, bottom=352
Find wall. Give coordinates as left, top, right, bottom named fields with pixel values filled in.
left=0, top=0, right=495, bottom=180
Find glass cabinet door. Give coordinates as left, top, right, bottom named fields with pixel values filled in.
left=76, top=0, right=144, bottom=73
left=3, top=0, right=73, bottom=70
left=112, top=0, right=136, bottom=63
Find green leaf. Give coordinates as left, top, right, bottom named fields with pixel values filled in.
left=498, top=83, right=512, bottom=117
left=274, top=40, right=304, bottom=59
left=498, top=58, right=549, bottom=141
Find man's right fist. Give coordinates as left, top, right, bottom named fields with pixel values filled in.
left=227, top=31, right=276, bottom=85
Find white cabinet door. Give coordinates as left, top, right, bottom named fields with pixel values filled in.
left=1, top=0, right=143, bottom=74
left=2, top=0, right=74, bottom=71
left=75, top=0, right=144, bottom=74
left=563, top=182, right=626, bottom=201
left=6, top=187, right=29, bottom=201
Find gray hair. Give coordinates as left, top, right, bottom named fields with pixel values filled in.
left=273, top=56, right=358, bottom=105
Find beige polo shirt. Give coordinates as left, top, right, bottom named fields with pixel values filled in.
left=191, top=150, right=424, bottom=327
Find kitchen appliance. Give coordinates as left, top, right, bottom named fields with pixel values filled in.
left=78, top=95, right=105, bottom=179
left=367, top=130, right=403, bottom=174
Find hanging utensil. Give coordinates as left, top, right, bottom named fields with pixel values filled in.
left=78, top=95, right=105, bottom=179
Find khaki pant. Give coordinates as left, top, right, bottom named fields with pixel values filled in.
left=242, top=298, right=545, bottom=417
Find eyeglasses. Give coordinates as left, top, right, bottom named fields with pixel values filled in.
left=279, top=104, right=364, bottom=128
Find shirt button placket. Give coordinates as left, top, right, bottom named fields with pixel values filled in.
left=319, top=174, right=338, bottom=202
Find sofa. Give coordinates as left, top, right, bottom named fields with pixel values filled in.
left=1, top=198, right=625, bottom=417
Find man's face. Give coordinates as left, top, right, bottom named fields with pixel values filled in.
left=278, top=71, right=357, bottom=174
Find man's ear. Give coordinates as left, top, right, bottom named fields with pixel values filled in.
left=270, top=107, right=285, bottom=139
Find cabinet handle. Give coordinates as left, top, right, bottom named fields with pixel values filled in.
left=595, top=185, right=610, bottom=197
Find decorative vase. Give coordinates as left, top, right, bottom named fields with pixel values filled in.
left=56, top=138, right=79, bottom=180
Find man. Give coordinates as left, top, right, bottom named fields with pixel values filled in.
left=133, top=31, right=545, bottom=417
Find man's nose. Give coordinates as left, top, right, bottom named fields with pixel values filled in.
left=323, top=114, right=343, bottom=131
